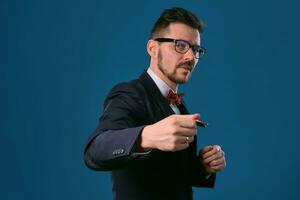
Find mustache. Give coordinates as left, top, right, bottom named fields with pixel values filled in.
left=177, top=61, right=194, bottom=70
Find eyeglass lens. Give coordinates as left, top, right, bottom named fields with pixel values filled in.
left=175, top=40, right=201, bottom=58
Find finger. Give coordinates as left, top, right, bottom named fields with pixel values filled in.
left=203, top=151, right=224, bottom=164
left=211, top=162, right=226, bottom=171
left=201, top=146, right=213, bottom=154
left=187, top=136, right=194, bottom=143
left=213, top=145, right=221, bottom=152
left=209, top=157, right=225, bottom=167
left=210, top=163, right=225, bottom=172
left=179, top=113, right=200, bottom=120
left=202, top=152, right=224, bottom=164
left=176, top=126, right=197, bottom=137
left=174, top=142, right=189, bottom=151
left=178, top=136, right=195, bottom=144
left=177, top=118, right=197, bottom=129
left=202, top=145, right=222, bottom=159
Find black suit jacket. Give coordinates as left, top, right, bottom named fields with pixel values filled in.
left=84, top=71, right=215, bottom=200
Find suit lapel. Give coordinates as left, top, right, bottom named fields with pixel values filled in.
left=138, top=71, right=190, bottom=116
left=178, top=100, right=190, bottom=115
left=138, top=71, right=175, bottom=117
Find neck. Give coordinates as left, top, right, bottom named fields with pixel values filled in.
left=149, top=66, right=178, bottom=92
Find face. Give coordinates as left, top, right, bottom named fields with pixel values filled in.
left=156, top=23, right=200, bottom=85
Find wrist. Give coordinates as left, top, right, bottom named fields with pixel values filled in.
left=139, top=125, right=153, bottom=151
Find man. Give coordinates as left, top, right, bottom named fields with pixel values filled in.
left=84, top=7, right=226, bottom=200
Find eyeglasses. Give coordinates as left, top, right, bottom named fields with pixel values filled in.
left=153, top=38, right=206, bottom=59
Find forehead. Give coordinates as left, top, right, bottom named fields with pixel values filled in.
left=164, top=23, right=200, bottom=45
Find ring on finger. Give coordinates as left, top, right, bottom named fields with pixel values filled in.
left=186, top=137, right=189, bottom=146
left=186, top=137, right=189, bottom=143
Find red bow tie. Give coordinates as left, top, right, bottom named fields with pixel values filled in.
left=166, top=90, right=185, bottom=106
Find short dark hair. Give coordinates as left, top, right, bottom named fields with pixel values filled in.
left=150, top=7, right=204, bottom=39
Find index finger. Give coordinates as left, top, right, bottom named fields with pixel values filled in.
left=179, top=113, right=200, bottom=120
left=202, top=145, right=222, bottom=159
left=178, top=117, right=197, bottom=129
left=201, top=146, right=213, bottom=154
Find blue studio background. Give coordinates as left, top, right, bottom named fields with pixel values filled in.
left=1, top=0, right=300, bottom=199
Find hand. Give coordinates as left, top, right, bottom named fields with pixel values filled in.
left=200, top=145, right=226, bottom=174
left=140, top=114, right=199, bottom=152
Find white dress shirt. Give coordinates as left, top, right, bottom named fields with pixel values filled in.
left=147, top=68, right=181, bottom=114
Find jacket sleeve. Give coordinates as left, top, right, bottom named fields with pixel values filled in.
left=190, top=155, right=216, bottom=188
left=83, top=83, right=150, bottom=171
left=188, top=136, right=216, bottom=188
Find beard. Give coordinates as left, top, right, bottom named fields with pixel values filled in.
left=157, top=50, right=194, bottom=84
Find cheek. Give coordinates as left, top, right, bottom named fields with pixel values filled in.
left=161, top=48, right=182, bottom=69
left=169, top=59, right=180, bottom=70
left=163, top=51, right=177, bottom=66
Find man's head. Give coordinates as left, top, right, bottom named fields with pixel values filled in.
left=147, top=7, right=205, bottom=90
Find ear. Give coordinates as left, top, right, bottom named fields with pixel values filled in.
left=147, top=39, right=158, bottom=58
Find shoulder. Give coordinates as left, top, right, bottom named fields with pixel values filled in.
left=102, top=78, right=149, bottom=112
left=101, top=79, right=147, bottom=122
left=106, top=78, right=147, bottom=101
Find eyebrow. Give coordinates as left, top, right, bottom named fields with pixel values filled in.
left=177, top=39, right=200, bottom=47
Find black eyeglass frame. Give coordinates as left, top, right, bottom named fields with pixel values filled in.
left=153, top=38, right=206, bottom=59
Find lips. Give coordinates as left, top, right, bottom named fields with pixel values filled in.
left=180, top=65, right=192, bottom=71
left=178, top=62, right=193, bottom=71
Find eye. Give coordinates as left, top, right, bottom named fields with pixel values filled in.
left=193, top=46, right=206, bottom=58
left=192, top=46, right=201, bottom=53
left=175, top=40, right=188, bottom=52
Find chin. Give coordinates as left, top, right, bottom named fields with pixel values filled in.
left=169, top=73, right=190, bottom=84
left=175, top=78, right=189, bottom=84
left=179, top=75, right=190, bottom=83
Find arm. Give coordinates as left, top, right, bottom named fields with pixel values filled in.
left=84, top=83, right=149, bottom=171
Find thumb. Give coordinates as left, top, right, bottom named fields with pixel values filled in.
left=191, top=113, right=200, bottom=120
left=180, top=113, right=200, bottom=119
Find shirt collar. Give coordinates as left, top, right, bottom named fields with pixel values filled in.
left=147, top=67, right=178, bottom=97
